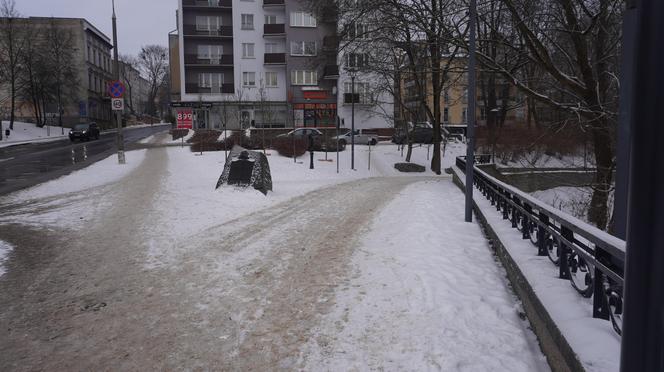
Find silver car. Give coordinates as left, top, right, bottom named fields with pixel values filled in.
left=333, top=129, right=379, bottom=146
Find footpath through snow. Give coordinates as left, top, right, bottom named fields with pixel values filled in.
left=299, top=180, right=549, bottom=371
left=0, top=134, right=548, bottom=369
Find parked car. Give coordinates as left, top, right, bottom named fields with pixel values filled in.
left=333, top=129, right=379, bottom=146
left=69, top=122, right=100, bottom=142
left=392, top=121, right=441, bottom=144
left=276, top=128, right=346, bottom=151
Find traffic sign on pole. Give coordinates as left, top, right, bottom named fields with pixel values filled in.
left=112, top=98, right=124, bottom=111
left=108, top=80, right=126, bottom=98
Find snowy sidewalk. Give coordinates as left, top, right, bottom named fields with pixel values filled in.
left=299, top=180, right=549, bottom=371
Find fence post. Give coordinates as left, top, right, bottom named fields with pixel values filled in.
left=538, top=213, right=549, bottom=256
left=502, top=193, right=509, bottom=220
left=593, top=247, right=611, bottom=320
left=522, top=204, right=532, bottom=240
left=559, top=226, right=573, bottom=279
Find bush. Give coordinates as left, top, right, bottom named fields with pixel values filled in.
left=272, top=137, right=308, bottom=158
left=171, top=129, right=189, bottom=141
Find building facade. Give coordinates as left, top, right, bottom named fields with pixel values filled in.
left=0, top=17, right=114, bottom=128
left=174, top=0, right=392, bottom=130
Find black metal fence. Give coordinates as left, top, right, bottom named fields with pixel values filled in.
left=457, top=156, right=625, bottom=335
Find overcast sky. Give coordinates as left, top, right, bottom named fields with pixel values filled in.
left=16, top=0, right=177, bottom=56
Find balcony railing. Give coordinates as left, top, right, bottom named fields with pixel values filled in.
left=264, top=24, right=286, bottom=36
left=184, top=54, right=233, bottom=66
left=264, top=53, right=286, bottom=65
left=183, top=25, right=233, bottom=38
left=182, top=0, right=232, bottom=8
left=263, top=0, right=285, bottom=6
left=186, top=83, right=235, bottom=94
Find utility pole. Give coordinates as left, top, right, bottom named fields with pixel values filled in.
left=112, top=0, right=126, bottom=164
left=350, top=72, right=356, bottom=170
left=465, top=0, right=477, bottom=223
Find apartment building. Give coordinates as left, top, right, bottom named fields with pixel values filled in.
left=174, top=0, right=392, bottom=130
left=119, top=61, right=150, bottom=117
left=400, top=56, right=526, bottom=128
left=0, top=17, right=113, bottom=128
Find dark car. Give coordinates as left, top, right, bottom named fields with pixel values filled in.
left=69, top=123, right=100, bottom=142
left=277, top=128, right=346, bottom=151
left=392, top=122, right=441, bottom=144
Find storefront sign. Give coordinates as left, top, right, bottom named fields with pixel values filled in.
left=303, top=90, right=328, bottom=100
left=177, top=109, right=194, bottom=129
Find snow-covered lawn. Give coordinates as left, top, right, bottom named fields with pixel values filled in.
left=299, top=180, right=549, bottom=371
left=0, top=121, right=68, bottom=148
left=0, top=240, right=12, bottom=277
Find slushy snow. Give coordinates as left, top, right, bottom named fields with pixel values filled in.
left=0, top=240, right=13, bottom=277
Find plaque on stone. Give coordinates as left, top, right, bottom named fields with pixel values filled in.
left=227, top=151, right=255, bottom=186
left=216, top=146, right=273, bottom=195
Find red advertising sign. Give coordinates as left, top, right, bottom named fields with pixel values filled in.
left=303, top=90, right=328, bottom=100
left=177, top=109, right=193, bottom=129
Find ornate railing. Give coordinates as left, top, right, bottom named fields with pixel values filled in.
left=457, top=156, right=625, bottom=335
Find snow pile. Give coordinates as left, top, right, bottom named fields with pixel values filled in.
left=0, top=240, right=13, bottom=277
left=0, top=121, right=67, bottom=147
left=9, top=150, right=148, bottom=200
left=299, top=180, right=549, bottom=371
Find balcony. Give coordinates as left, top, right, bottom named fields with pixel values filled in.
left=184, top=54, right=234, bottom=66
left=264, top=53, right=286, bottom=65
left=263, top=24, right=286, bottom=37
left=323, top=65, right=340, bottom=79
left=183, top=25, right=233, bottom=38
left=263, top=0, right=285, bottom=7
left=185, top=83, right=235, bottom=94
left=321, top=6, right=338, bottom=23
left=182, top=0, right=232, bottom=9
left=322, top=36, right=339, bottom=53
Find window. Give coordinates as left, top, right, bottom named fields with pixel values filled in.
left=265, top=15, right=277, bottom=24
left=290, top=12, right=316, bottom=27
left=264, top=42, right=279, bottom=53
left=196, top=16, right=222, bottom=32
left=265, top=72, right=278, bottom=87
left=242, top=43, right=255, bottom=58
left=462, top=107, right=468, bottom=123
left=241, top=14, right=254, bottom=30
left=198, top=45, right=223, bottom=59
left=345, top=53, right=369, bottom=68
left=443, top=107, right=449, bottom=123
left=444, top=89, right=450, bottom=102
left=198, top=73, right=224, bottom=89
left=243, top=72, right=256, bottom=86
left=290, top=41, right=317, bottom=56
left=348, top=22, right=370, bottom=39
left=291, top=70, right=317, bottom=85
left=344, top=81, right=372, bottom=104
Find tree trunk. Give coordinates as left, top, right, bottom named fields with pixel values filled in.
left=587, top=122, right=613, bottom=230
left=10, top=79, right=15, bottom=130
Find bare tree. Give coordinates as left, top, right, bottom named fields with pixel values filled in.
left=138, top=45, right=168, bottom=116
left=476, top=0, right=622, bottom=230
left=119, top=54, right=140, bottom=115
left=0, top=0, right=25, bottom=135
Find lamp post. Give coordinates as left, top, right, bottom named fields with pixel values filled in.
left=346, top=67, right=358, bottom=171
left=112, top=0, right=125, bottom=164
left=464, top=0, right=477, bottom=223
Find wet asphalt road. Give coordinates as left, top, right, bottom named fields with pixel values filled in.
left=0, top=125, right=170, bottom=196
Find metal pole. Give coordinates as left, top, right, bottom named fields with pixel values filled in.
left=112, top=0, right=125, bottom=164
left=620, top=1, right=664, bottom=370
left=465, top=0, right=477, bottom=223
left=613, top=0, right=638, bottom=239
left=336, top=115, right=339, bottom=174
left=351, top=74, right=356, bottom=171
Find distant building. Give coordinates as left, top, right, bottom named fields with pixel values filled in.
left=0, top=17, right=114, bottom=128
left=119, top=60, right=150, bottom=117
left=171, top=0, right=393, bottom=130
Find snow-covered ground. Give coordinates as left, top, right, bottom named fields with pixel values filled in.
left=299, top=180, right=549, bottom=371
left=0, top=240, right=12, bottom=277
left=454, top=167, right=621, bottom=372
left=0, top=121, right=68, bottom=148
left=531, top=186, right=614, bottom=227
left=495, top=151, right=594, bottom=169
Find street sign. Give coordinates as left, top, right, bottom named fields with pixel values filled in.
left=108, top=80, right=126, bottom=98
left=177, top=109, right=193, bottom=129
left=112, top=98, right=124, bottom=111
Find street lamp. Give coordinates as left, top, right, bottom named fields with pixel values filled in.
left=464, top=0, right=478, bottom=223
left=346, top=66, right=358, bottom=170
